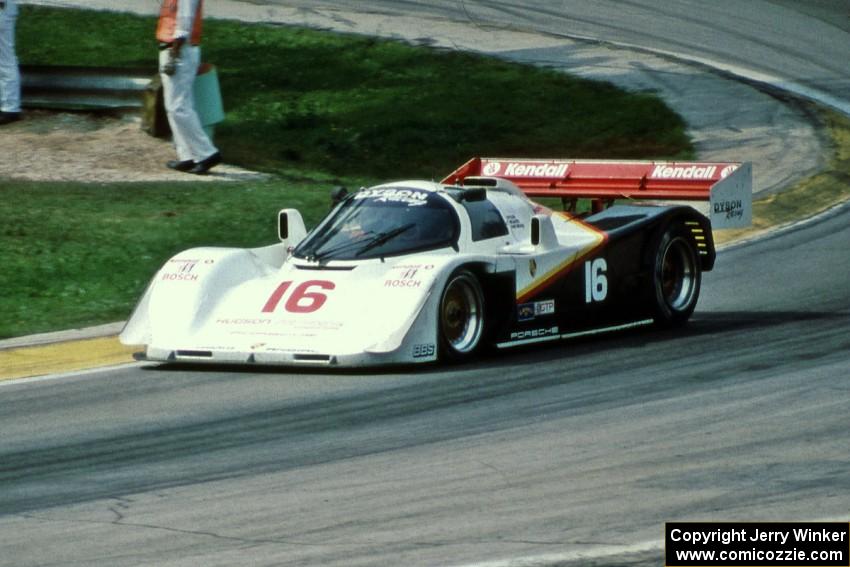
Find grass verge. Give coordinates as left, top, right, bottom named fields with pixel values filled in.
left=17, top=6, right=692, bottom=179
left=0, top=177, right=348, bottom=338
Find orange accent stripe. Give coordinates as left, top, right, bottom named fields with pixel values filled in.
left=516, top=213, right=608, bottom=303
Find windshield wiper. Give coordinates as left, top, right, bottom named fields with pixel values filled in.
left=306, top=223, right=414, bottom=262
left=354, top=223, right=414, bottom=257
left=296, top=203, right=364, bottom=261
left=309, top=232, right=376, bottom=262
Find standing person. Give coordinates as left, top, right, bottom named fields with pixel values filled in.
left=157, top=0, right=221, bottom=174
left=0, top=0, right=21, bottom=125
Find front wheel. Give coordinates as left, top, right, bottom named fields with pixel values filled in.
left=650, top=225, right=701, bottom=326
left=438, top=269, right=486, bottom=361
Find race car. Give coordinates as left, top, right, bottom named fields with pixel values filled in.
left=120, top=157, right=752, bottom=367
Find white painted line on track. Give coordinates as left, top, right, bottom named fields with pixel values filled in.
left=718, top=198, right=850, bottom=252
left=451, top=540, right=659, bottom=567
left=452, top=516, right=850, bottom=567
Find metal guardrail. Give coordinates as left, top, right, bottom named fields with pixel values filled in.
left=21, top=65, right=156, bottom=110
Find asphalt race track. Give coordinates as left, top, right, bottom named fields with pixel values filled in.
left=271, top=0, right=850, bottom=112
left=2, top=2, right=849, bottom=566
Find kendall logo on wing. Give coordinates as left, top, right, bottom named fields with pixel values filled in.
left=650, top=164, right=717, bottom=180
left=502, top=162, right=569, bottom=178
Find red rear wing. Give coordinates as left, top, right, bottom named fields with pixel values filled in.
left=442, top=157, right=753, bottom=229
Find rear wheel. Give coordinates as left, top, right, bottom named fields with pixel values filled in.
left=651, top=225, right=701, bottom=326
left=438, top=269, right=485, bottom=361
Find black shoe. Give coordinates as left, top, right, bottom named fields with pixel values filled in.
left=188, top=152, right=222, bottom=175
left=0, top=112, right=21, bottom=126
left=166, top=159, right=195, bottom=172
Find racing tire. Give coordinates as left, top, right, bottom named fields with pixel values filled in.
left=438, top=269, right=486, bottom=361
left=650, top=224, right=701, bottom=327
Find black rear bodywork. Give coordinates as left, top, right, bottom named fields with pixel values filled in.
left=493, top=204, right=714, bottom=345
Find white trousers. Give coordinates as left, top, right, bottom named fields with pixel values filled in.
left=159, top=45, right=217, bottom=162
left=0, top=4, right=20, bottom=113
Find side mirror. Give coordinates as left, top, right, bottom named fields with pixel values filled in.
left=278, top=209, right=307, bottom=246
left=330, top=186, right=348, bottom=207
left=279, top=211, right=290, bottom=240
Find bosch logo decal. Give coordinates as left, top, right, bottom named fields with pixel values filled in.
left=162, top=272, right=199, bottom=282
left=162, top=259, right=199, bottom=281
left=386, top=263, right=433, bottom=288
left=161, top=258, right=214, bottom=282
left=385, top=279, right=422, bottom=288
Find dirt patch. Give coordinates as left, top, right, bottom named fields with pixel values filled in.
left=0, top=109, right=265, bottom=183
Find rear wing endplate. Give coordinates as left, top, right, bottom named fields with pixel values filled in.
left=442, top=157, right=752, bottom=229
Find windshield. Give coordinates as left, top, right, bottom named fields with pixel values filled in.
left=294, top=187, right=459, bottom=261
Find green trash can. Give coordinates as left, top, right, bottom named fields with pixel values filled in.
left=194, top=63, right=225, bottom=139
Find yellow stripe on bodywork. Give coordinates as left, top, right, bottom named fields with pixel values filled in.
left=516, top=213, right=608, bottom=303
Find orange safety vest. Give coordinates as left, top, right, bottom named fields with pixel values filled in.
left=156, top=0, right=203, bottom=45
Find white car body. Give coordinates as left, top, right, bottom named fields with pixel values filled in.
left=121, top=159, right=751, bottom=367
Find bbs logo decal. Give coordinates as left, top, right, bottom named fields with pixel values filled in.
left=413, top=344, right=436, bottom=358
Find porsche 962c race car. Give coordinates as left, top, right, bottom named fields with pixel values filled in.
left=121, top=157, right=752, bottom=367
